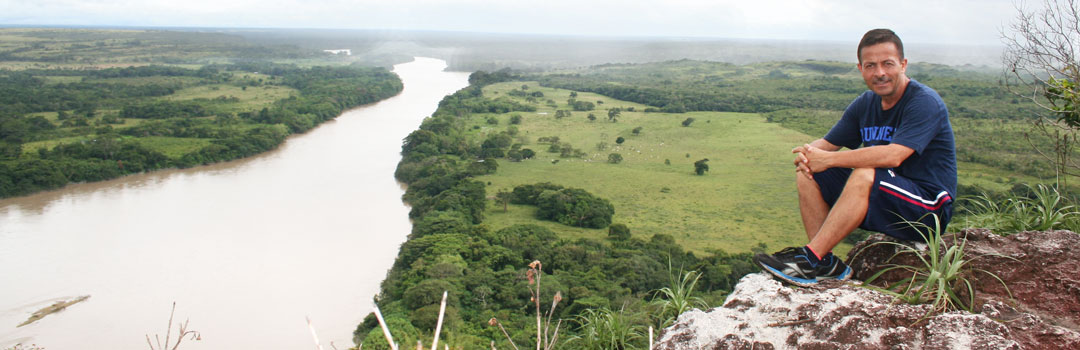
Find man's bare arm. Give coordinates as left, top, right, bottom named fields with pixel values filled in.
left=802, top=143, right=914, bottom=173
left=808, top=138, right=841, bottom=152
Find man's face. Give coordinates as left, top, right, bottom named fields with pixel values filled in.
left=857, top=42, right=908, bottom=100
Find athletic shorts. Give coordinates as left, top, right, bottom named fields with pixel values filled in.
left=814, top=168, right=953, bottom=241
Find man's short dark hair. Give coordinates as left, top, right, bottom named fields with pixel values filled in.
left=858, top=29, right=904, bottom=62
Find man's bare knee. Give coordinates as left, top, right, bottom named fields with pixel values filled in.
left=849, top=168, right=876, bottom=185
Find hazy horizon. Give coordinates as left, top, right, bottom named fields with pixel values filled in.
left=2, top=0, right=1020, bottom=46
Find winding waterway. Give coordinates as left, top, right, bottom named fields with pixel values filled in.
left=0, top=57, right=470, bottom=349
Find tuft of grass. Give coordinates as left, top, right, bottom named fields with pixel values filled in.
left=959, top=183, right=1077, bottom=233
left=858, top=214, right=1013, bottom=322
left=567, top=307, right=643, bottom=350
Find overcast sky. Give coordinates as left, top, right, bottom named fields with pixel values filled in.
left=2, top=0, right=1022, bottom=46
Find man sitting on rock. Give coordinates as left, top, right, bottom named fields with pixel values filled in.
left=755, top=29, right=957, bottom=286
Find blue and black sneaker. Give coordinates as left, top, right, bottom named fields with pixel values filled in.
left=754, top=247, right=852, bottom=287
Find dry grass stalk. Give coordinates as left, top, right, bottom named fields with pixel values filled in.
left=306, top=316, right=325, bottom=350
left=145, top=302, right=200, bottom=350
left=488, top=317, right=520, bottom=350
left=431, top=291, right=448, bottom=350
left=372, top=302, right=399, bottom=350
left=544, top=320, right=562, bottom=350
left=526, top=260, right=564, bottom=350
left=648, top=326, right=654, bottom=350
left=528, top=261, right=542, bottom=350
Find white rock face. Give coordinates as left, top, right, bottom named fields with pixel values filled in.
left=656, top=273, right=1023, bottom=350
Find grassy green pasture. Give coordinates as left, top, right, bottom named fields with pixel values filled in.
left=165, top=84, right=297, bottom=112
left=475, top=82, right=824, bottom=255
left=133, top=136, right=214, bottom=158
left=21, top=136, right=94, bottom=154
left=19, top=135, right=210, bottom=159
left=84, top=76, right=204, bottom=86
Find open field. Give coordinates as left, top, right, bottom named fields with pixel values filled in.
left=474, top=82, right=822, bottom=255
left=165, top=84, right=297, bottom=113
left=469, top=79, right=1052, bottom=256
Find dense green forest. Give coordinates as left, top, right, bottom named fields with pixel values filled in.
left=0, top=29, right=403, bottom=198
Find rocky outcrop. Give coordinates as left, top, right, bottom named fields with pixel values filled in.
left=656, top=230, right=1080, bottom=349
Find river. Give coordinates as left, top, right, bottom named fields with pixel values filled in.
left=0, top=57, right=470, bottom=349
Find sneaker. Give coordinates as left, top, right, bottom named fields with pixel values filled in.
left=754, top=247, right=852, bottom=287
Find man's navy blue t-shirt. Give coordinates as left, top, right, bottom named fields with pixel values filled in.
left=823, top=79, right=957, bottom=198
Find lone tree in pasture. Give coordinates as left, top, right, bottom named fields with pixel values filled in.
left=682, top=117, right=696, bottom=127
left=694, top=158, right=709, bottom=175
left=608, top=108, right=621, bottom=122
left=570, top=91, right=578, bottom=98
left=615, top=136, right=625, bottom=144
left=495, top=189, right=513, bottom=212
left=1002, top=0, right=1080, bottom=188
left=588, top=113, right=597, bottom=122
left=608, top=153, right=623, bottom=164
left=632, top=126, right=643, bottom=135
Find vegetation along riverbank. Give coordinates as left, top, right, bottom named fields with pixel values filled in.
left=0, top=28, right=403, bottom=198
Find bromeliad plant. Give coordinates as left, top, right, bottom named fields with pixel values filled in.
left=859, top=214, right=1012, bottom=321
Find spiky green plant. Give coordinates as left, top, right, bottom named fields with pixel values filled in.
left=651, top=267, right=708, bottom=330
left=859, top=214, right=1012, bottom=321
left=568, top=307, right=643, bottom=350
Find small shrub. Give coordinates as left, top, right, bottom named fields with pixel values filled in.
left=694, top=158, right=709, bottom=175
left=608, top=223, right=631, bottom=241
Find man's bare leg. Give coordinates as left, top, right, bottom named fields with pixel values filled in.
left=796, top=171, right=830, bottom=241
left=807, top=167, right=875, bottom=256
